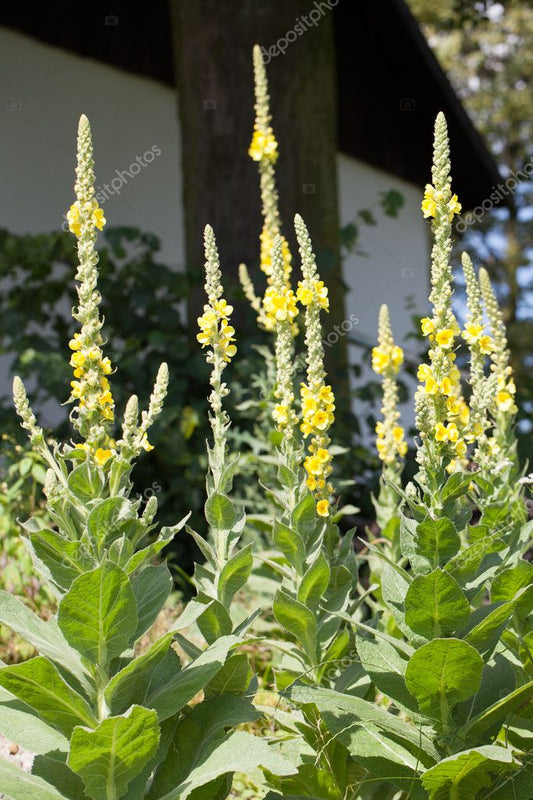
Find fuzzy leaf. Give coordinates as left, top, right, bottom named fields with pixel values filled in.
left=68, top=705, right=160, bottom=800
left=0, top=688, right=68, bottom=754
left=58, top=561, right=137, bottom=668
left=405, top=639, right=483, bottom=725
left=0, top=657, right=97, bottom=736
left=273, top=589, right=317, bottom=663
left=405, top=569, right=470, bottom=639
left=298, top=552, right=331, bottom=610
left=415, top=518, right=461, bottom=566
left=0, top=591, right=90, bottom=691
left=217, top=544, right=253, bottom=607
left=0, top=760, right=69, bottom=799
left=273, top=522, right=305, bottom=573
left=67, top=460, right=104, bottom=503
left=204, top=492, right=236, bottom=530
left=105, top=633, right=174, bottom=715
left=420, top=745, right=516, bottom=799
left=131, top=563, right=173, bottom=641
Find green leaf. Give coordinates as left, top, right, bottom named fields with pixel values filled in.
left=291, top=492, right=317, bottom=538
left=67, top=460, right=104, bottom=503
left=273, top=589, right=317, bottom=663
left=464, top=602, right=515, bottom=658
left=146, top=695, right=259, bottom=798
left=87, top=496, right=138, bottom=553
left=462, top=679, right=533, bottom=739
left=131, top=563, right=173, bottom=640
left=273, top=521, right=305, bottom=573
left=204, top=492, right=236, bottom=530
left=204, top=652, right=253, bottom=697
left=58, top=561, right=137, bottom=668
left=152, top=730, right=295, bottom=800
left=0, top=657, right=97, bottom=736
left=405, top=639, right=483, bottom=725
left=415, top=518, right=461, bottom=566
left=197, top=600, right=233, bottom=644
left=29, top=529, right=93, bottom=591
left=0, top=688, right=68, bottom=754
left=68, top=705, right=160, bottom=800
left=356, top=635, right=418, bottom=714
left=32, top=749, right=86, bottom=798
left=298, top=552, right=331, bottom=610
left=217, top=544, right=253, bottom=607
left=405, top=569, right=470, bottom=639
left=421, top=745, right=516, bottom=799
left=0, top=759, right=70, bottom=799
left=144, top=635, right=242, bottom=720
left=441, top=471, right=472, bottom=503
left=0, top=590, right=90, bottom=691
left=492, top=561, right=533, bottom=617
left=454, top=652, right=516, bottom=728
left=105, top=633, right=174, bottom=715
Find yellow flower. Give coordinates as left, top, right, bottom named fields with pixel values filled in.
left=496, top=391, right=515, bottom=412
left=70, top=351, right=85, bottom=368
left=273, top=404, right=289, bottom=425
left=478, top=335, right=493, bottom=355
left=455, top=439, right=467, bottom=458
left=435, top=421, right=458, bottom=443
left=94, top=448, right=112, bottom=465
left=296, top=284, right=313, bottom=306
left=316, top=499, right=330, bottom=517
left=463, top=322, right=483, bottom=343
left=317, top=448, right=330, bottom=463
left=372, top=347, right=389, bottom=374
left=440, top=377, right=453, bottom=396
left=306, top=476, right=317, bottom=491
left=305, top=456, right=322, bottom=476
left=311, top=410, right=330, bottom=430
left=66, top=204, right=81, bottom=237
left=92, top=207, right=106, bottom=231
left=447, top=194, right=462, bottom=220
left=69, top=333, right=82, bottom=351
left=422, top=184, right=438, bottom=219
left=421, top=317, right=435, bottom=335
left=140, top=432, right=153, bottom=452
left=248, top=129, right=278, bottom=162
left=435, top=329, right=455, bottom=348
left=391, top=346, right=403, bottom=370
left=392, top=426, right=404, bottom=443
left=417, top=363, right=432, bottom=382
left=100, top=357, right=113, bottom=374
left=424, top=377, right=438, bottom=395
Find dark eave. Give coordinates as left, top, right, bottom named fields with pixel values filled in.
left=334, top=0, right=504, bottom=209
left=1, top=0, right=501, bottom=210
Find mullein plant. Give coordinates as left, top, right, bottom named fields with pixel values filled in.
left=371, top=303, right=407, bottom=555
left=0, top=116, right=294, bottom=800
left=239, top=45, right=293, bottom=333
left=278, top=113, right=533, bottom=800
left=185, top=224, right=256, bottom=648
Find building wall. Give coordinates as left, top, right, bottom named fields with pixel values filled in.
left=0, top=27, right=430, bottom=431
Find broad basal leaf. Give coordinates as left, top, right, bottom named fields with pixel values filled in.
left=0, top=687, right=68, bottom=754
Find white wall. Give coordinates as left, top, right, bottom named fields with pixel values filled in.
left=0, top=28, right=430, bottom=434
left=0, top=27, right=184, bottom=267
left=337, top=154, right=430, bottom=429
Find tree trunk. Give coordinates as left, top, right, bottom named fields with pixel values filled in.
left=169, top=0, right=350, bottom=423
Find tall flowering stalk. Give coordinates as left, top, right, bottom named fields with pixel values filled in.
left=461, top=253, right=494, bottom=456
left=270, top=236, right=299, bottom=442
left=295, top=214, right=335, bottom=518
left=65, top=115, right=114, bottom=463
left=197, top=225, right=237, bottom=493
left=415, top=112, right=466, bottom=495
left=372, top=304, right=407, bottom=533
left=241, top=44, right=293, bottom=332
left=479, top=267, right=518, bottom=452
